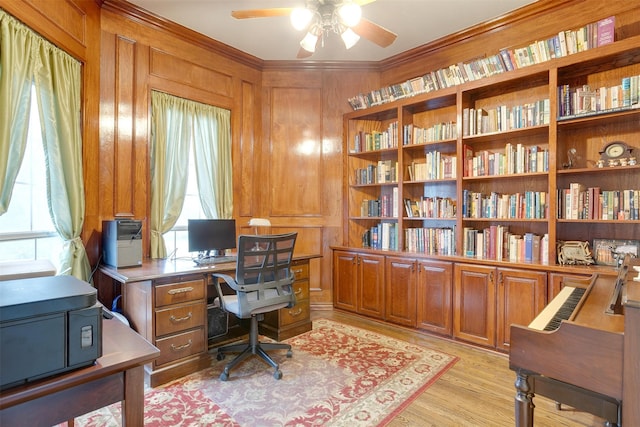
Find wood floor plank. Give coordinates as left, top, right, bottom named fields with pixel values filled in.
left=311, top=310, right=606, bottom=427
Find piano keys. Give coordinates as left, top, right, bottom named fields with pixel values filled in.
left=527, top=285, right=586, bottom=331
left=508, top=263, right=637, bottom=427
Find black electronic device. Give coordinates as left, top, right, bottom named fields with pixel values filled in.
left=188, top=219, right=237, bottom=259
left=0, top=275, right=102, bottom=389
left=102, top=219, right=143, bottom=268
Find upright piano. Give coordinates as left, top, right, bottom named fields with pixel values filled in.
left=509, top=256, right=640, bottom=427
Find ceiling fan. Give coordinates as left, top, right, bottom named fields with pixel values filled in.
left=231, top=0, right=397, bottom=59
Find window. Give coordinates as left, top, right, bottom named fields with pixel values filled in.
left=150, top=91, right=233, bottom=260
left=165, top=148, right=206, bottom=260
left=0, top=90, right=63, bottom=263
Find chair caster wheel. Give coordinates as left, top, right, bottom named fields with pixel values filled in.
left=220, top=371, right=229, bottom=381
left=216, top=353, right=225, bottom=361
left=274, top=369, right=283, bottom=380
left=286, top=350, right=293, bottom=358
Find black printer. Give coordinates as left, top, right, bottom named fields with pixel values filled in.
left=0, top=275, right=102, bottom=389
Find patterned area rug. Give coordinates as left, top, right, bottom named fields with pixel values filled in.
left=70, top=318, right=457, bottom=426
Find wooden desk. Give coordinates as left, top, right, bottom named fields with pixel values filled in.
left=97, top=255, right=317, bottom=387
left=0, top=317, right=159, bottom=426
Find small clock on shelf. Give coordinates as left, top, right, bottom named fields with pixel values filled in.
left=598, top=141, right=635, bottom=167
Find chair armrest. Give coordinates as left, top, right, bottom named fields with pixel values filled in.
left=212, top=272, right=241, bottom=292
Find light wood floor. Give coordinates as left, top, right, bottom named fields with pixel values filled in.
left=311, top=309, right=607, bottom=427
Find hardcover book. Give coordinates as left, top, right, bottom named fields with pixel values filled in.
left=597, top=16, right=615, bottom=46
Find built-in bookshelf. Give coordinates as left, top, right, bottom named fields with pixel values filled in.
left=343, top=32, right=640, bottom=267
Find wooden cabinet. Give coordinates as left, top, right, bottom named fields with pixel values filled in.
left=454, top=264, right=546, bottom=350
left=548, top=272, right=592, bottom=300
left=453, top=263, right=496, bottom=347
left=495, top=268, right=546, bottom=351
left=261, top=259, right=313, bottom=340
left=333, top=250, right=385, bottom=319
left=341, top=36, right=640, bottom=271
left=416, top=259, right=453, bottom=336
left=124, top=273, right=209, bottom=387
left=385, top=256, right=417, bottom=327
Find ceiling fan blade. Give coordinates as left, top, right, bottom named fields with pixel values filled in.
left=352, top=17, right=397, bottom=48
left=231, top=8, right=293, bottom=19
left=297, top=47, right=314, bottom=59
left=355, top=0, right=377, bottom=5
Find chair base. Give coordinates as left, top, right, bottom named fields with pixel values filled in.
left=216, top=315, right=292, bottom=381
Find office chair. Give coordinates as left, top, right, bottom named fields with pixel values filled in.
left=212, top=232, right=297, bottom=381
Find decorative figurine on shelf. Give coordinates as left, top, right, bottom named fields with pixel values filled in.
left=599, top=141, right=633, bottom=166
left=557, top=241, right=595, bottom=265
left=562, top=148, right=578, bottom=169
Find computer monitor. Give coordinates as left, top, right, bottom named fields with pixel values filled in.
left=187, top=219, right=236, bottom=257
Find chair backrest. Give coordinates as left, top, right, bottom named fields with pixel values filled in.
left=233, top=232, right=297, bottom=316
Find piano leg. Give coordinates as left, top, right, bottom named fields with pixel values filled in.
left=515, top=370, right=534, bottom=427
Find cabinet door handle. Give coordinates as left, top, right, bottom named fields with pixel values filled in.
left=170, top=312, right=192, bottom=323
left=168, top=286, right=194, bottom=295
left=170, top=339, right=193, bottom=352
left=288, top=308, right=303, bottom=317
left=489, top=271, right=494, bottom=284
left=498, top=271, right=503, bottom=285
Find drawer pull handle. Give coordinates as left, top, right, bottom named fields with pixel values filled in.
left=294, top=287, right=303, bottom=295
left=170, top=340, right=192, bottom=351
left=170, top=312, right=192, bottom=323
left=292, top=268, right=303, bottom=274
left=288, top=308, right=303, bottom=317
left=168, top=286, right=194, bottom=295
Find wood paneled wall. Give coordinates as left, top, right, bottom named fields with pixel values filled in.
left=5, top=0, right=640, bottom=307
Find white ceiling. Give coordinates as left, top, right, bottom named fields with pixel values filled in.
left=125, top=0, right=538, bottom=62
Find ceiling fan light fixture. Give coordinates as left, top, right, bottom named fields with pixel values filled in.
left=300, top=31, right=319, bottom=52
left=338, top=2, right=362, bottom=27
left=290, top=7, right=314, bottom=31
left=341, top=27, right=360, bottom=49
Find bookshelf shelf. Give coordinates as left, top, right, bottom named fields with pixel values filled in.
left=342, top=33, right=640, bottom=268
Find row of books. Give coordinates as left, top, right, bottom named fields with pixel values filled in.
left=403, top=197, right=456, bottom=219
left=363, top=222, right=399, bottom=251
left=353, top=160, right=398, bottom=185
left=463, top=143, right=549, bottom=177
left=462, top=190, right=549, bottom=220
left=404, top=227, right=456, bottom=255
left=347, top=17, right=616, bottom=111
left=558, top=185, right=640, bottom=220
left=360, top=189, right=399, bottom=218
left=463, top=226, right=549, bottom=263
left=407, top=152, right=457, bottom=181
left=351, top=122, right=399, bottom=153
left=558, top=75, right=640, bottom=118
left=402, top=122, right=457, bottom=145
left=462, top=99, right=550, bottom=136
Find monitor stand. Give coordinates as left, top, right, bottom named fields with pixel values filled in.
left=208, top=249, right=226, bottom=258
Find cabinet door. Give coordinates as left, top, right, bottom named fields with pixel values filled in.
left=333, top=251, right=358, bottom=312
left=496, top=268, right=546, bottom=351
left=548, top=272, right=592, bottom=300
left=417, top=260, right=452, bottom=336
left=385, top=256, right=417, bottom=327
left=358, top=253, right=385, bottom=319
left=453, top=263, right=496, bottom=347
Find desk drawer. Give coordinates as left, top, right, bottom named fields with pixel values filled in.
left=155, top=279, right=205, bottom=307
left=291, top=262, right=309, bottom=280
left=292, top=279, right=309, bottom=300
left=279, top=299, right=310, bottom=326
left=154, top=327, right=205, bottom=367
left=155, top=301, right=206, bottom=337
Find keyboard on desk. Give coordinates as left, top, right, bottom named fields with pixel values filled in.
left=193, top=256, right=236, bottom=266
